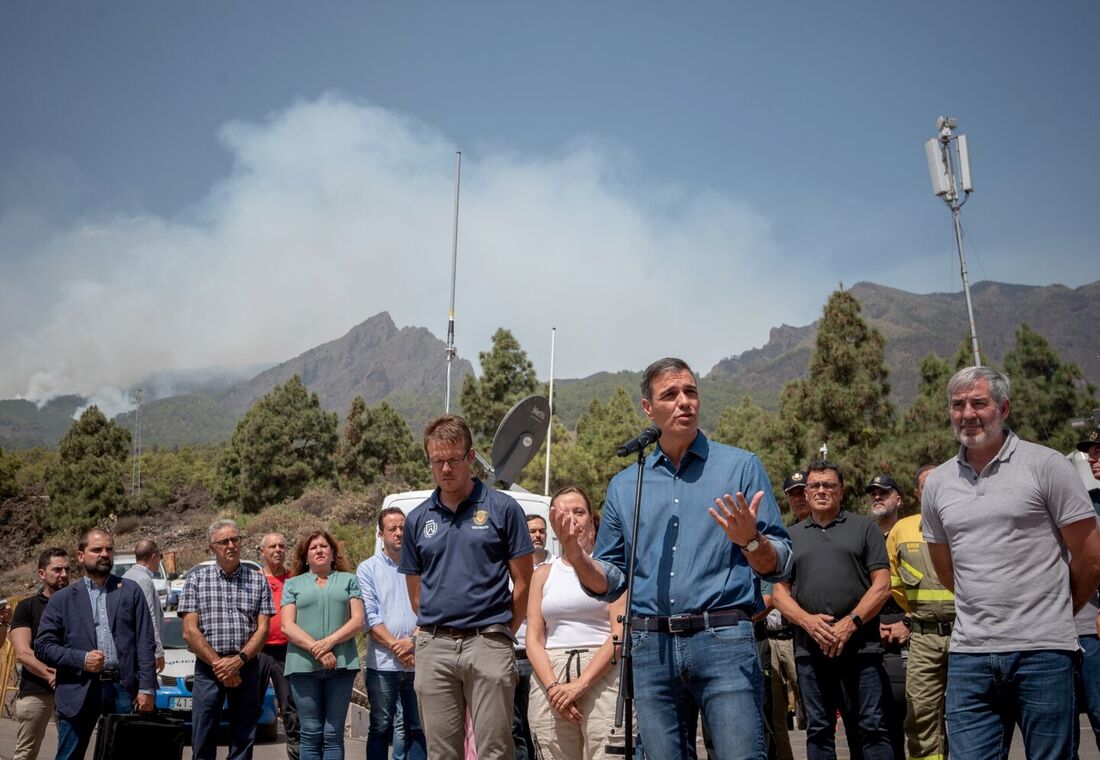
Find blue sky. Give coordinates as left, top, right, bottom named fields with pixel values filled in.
left=1, top=2, right=1097, bottom=412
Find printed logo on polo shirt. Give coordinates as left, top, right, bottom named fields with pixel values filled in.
left=424, top=519, right=438, bottom=538
left=473, top=509, right=489, bottom=526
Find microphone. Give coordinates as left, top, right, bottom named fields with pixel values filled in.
left=616, top=426, right=661, bottom=457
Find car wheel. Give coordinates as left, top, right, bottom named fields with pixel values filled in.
left=256, top=721, right=278, bottom=743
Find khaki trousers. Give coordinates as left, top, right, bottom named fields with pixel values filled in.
left=768, top=638, right=796, bottom=760
left=414, top=630, right=518, bottom=760
left=905, top=629, right=950, bottom=760
left=772, top=637, right=799, bottom=715
left=528, top=647, right=618, bottom=760
left=14, top=693, right=55, bottom=760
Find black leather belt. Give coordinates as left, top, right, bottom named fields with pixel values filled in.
left=425, top=624, right=489, bottom=638
left=631, top=608, right=752, bottom=634
left=514, top=648, right=528, bottom=660
left=98, top=670, right=122, bottom=682
left=913, top=620, right=953, bottom=636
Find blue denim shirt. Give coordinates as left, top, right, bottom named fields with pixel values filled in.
left=84, top=577, right=120, bottom=669
left=590, top=431, right=792, bottom=617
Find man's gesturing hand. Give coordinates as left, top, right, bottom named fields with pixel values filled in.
left=708, top=491, right=764, bottom=548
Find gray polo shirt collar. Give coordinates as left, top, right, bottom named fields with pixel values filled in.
left=955, top=429, right=1018, bottom=474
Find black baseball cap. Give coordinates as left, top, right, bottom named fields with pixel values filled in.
left=865, top=474, right=900, bottom=494
left=783, top=471, right=807, bottom=492
left=1076, top=426, right=1100, bottom=453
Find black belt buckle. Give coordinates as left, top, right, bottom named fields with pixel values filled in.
left=937, top=622, right=953, bottom=636
left=667, top=614, right=693, bottom=634
left=99, top=670, right=120, bottom=682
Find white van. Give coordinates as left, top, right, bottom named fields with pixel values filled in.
left=376, top=489, right=559, bottom=557
left=111, top=553, right=171, bottom=609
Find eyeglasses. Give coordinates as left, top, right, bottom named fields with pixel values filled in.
left=428, top=449, right=470, bottom=469
left=212, top=536, right=242, bottom=547
left=806, top=482, right=840, bottom=492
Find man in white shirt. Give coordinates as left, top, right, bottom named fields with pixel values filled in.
left=358, top=507, right=425, bottom=760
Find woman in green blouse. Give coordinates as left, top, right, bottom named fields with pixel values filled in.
left=281, top=529, right=364, bottom=760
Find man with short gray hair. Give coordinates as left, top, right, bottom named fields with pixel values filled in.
left=922, top=366, right=1100, bottom=758
left=180, top=519, right=274, bottom=760
left=122, top=538, right=166, bottom=672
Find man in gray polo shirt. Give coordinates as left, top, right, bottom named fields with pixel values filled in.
left=921, top=366, right=1100, bottom=759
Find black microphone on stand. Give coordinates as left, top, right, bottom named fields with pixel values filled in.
left=616, top=426, right=661, bottom=458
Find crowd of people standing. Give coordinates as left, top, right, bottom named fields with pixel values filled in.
left=3, top=359, right=1100, bottom=760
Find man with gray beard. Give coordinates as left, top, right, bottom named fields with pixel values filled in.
left=922, top=366, right=1100, bottom=758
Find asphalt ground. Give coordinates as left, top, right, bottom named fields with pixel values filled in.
left=2, top=712, right=1099, bottom=759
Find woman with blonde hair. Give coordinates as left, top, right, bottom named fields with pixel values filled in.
left=281, top=529, right=364, bottom=760
left=527, top=486, right=626, bottom=759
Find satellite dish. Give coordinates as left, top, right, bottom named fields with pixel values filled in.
left=491, top=395, right=550, bottom=489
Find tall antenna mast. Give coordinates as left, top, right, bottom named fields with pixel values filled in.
left=130, top=387, right=143, bottom=498
left=444, top=151, right=462, bottom=412
left=925, top=116, right=981, bottom=365
left=544, top=327, right=556, bottom=496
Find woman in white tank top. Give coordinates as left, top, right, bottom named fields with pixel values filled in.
left=526, top=486, right=627, bottom=760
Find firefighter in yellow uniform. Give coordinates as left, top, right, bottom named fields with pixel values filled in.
left=886, top=465, right=955, bottom=760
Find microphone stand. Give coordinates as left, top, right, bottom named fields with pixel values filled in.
left=608, top=444, right=650, bottom=757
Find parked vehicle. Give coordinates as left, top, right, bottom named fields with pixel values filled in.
left=111, top=553, right=172, bottom=610
left=376, top=489, right=558, bottom=556
left=156, top=613, right=279, bottom=742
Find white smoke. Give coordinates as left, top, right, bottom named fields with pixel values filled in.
left=0, top=94, right=791, bottom=405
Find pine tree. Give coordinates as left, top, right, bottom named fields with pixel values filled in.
left=879, top=353, right=958, bottom=507
left=785, top=289, right=894, bottom=500
left=713, top=397, right=800, bottom=504
left=459, top=328, right=539, bottom=443
left=44, top=406, right=131, bottom=531
left=574, top=387, right=649, bottom=508
left=215, top=376, right=339, bottom=513
left=338, top=398, right=428, bottom=489
left=1002, top=323, right=1095, bottom=452
left=0, top=444, right=22, bottom=499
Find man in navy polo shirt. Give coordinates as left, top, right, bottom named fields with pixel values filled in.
left=400, top=414, right=535, bottom=760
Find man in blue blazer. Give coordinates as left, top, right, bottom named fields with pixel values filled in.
left=35, top=528, right=157, bottom=760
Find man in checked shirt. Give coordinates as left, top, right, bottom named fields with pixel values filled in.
left=181, top=519, right=275, bottom=760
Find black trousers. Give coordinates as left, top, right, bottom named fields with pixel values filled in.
left=259, top=643, right=301, bottom=759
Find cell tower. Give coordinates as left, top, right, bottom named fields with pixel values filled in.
left=925, top=116, right=980, bottom=366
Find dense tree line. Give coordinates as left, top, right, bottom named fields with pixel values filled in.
left=15, top=293, right=1096, bottom=534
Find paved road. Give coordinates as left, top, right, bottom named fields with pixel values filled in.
left=2, top=713, right=1099, bottom=759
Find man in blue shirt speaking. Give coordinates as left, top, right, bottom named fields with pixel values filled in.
left=552, top=357, right=792, bottom=759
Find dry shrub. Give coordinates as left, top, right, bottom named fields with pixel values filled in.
left=286, top=486, right=339, bottom=517
left=327, top=487, right=382, bottom=530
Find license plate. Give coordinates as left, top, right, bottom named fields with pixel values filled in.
left=170, top=697, right=193, bottom=710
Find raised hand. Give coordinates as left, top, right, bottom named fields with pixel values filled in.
left=708, top=491, right=764, bottom=548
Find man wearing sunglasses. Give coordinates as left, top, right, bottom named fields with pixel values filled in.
left=180, top=519, right=275, bottom=760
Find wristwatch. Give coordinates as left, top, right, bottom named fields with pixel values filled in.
left=237, top=652, right=249, bottom=664
left=739, top=532, right=763, bottom=553
left=849, top=613, right=863, bottom=627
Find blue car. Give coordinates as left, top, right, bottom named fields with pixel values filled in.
left=156, top=614, right=279, bottom=742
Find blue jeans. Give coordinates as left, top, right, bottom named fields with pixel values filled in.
left=56, top=681, right=133, bottom=760
left=1075, top=636, right=1100, bottom=759
left=795, top=651, right=893, bottom=760
left=365, top=668, right=425, bottom=760
left=290, top=668, right=357, bottom=760
left=631, top=620, right=764, bottom=760
left=192, top=658, right=261, bottom=760
left=947, top=649, right=1076, bottom=760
